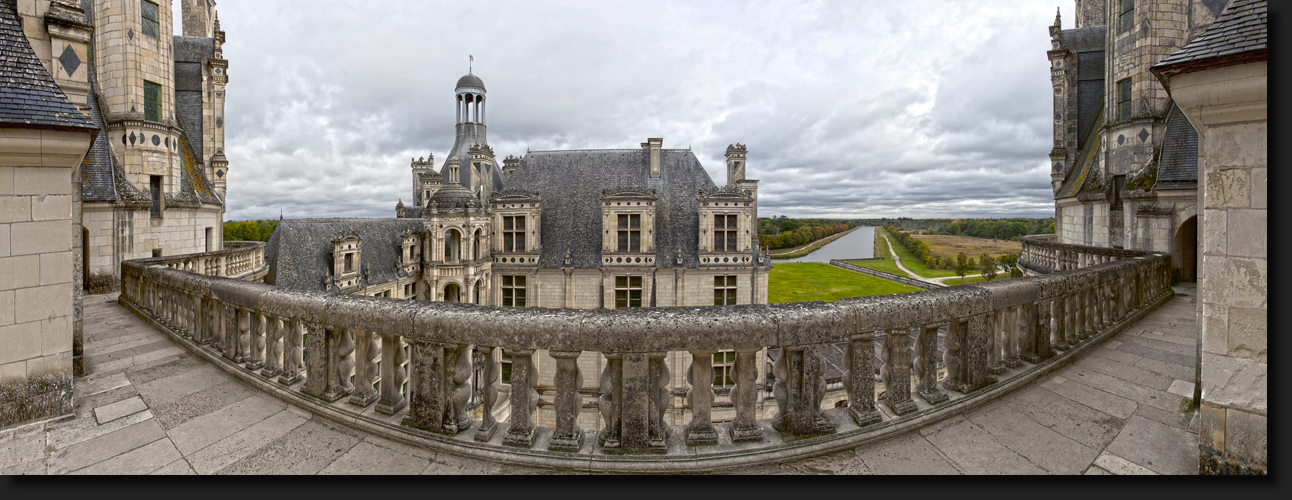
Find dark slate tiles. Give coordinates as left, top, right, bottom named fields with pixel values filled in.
left=0, top=1, right=96, bottom=131
left=1154, top=0, right=1266, bottom=71
left=1156, top=107, right=1199, bottom=189
left=265, top=218, right=424, bottom=291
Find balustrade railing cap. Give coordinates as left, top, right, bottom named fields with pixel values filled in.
left=839, top=285, right=991, bottom=332
left=258, top=286, right=331, bottom=323
left=324, top=293, right=418, bottom=337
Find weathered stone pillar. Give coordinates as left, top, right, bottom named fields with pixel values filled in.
left=262, top=316, right=283, bottom=379
left=845, top=332, right=881, bottom=426
left=549, top=350, right=586, bottom=452
left=598, top=354, right=623, bottom=448
left=403, top=339, right=449, bottom=432
left=942, top=315, right=995, bottom=393
left=349, top=329, right=379, bottom=407
left=1021, top=300, right=1052, bottom=363
left=472, top=346, right=498, bottom=441
left=502, top=348, right=538, bottom=447
left=1003, top=306, right=1021, bottom=368
left=986, top=310, right=1006, bottom=375
left=278, top=319, right=305, bottom=385
left=375, top=334, right=408, bottom=416
left=601, top=352, right=670, bottom=453
left=685, top=350, right=718, bottom=446
left=221, top=302, right=238, bottom=361
left=729, top=348, right=763, bottom=442
left=447, top=343, right=474, bottom=433
left=881, top=329, right=918, bottom=415
left=915, top=323, right=948, bottom=404
left=772, top=345, right=836, bottom=438
left=246, top=313, right=266, bottom=371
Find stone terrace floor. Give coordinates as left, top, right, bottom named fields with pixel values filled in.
left=0, top=285, right=1201, bottom=475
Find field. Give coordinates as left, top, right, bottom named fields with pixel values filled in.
left=910, top=234, right=1022, bottom=261
left=942, top=274, right=1015, bottom=286
left=862, top=228, right=958, bottom=279
left=768, top=263, right=921, bottom=303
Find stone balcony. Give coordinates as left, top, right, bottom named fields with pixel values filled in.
left=0, top=244, right=1204, bottom=474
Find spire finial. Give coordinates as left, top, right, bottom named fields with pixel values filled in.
left=1054, top=7, right=1061, bottom=27
left=469, top=55, right=474, bottom=74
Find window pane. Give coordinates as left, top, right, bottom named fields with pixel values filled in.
left=516, top=276, right=525, bottom=286
left=630, top=231, right=640, bottom=252
left=618, top=231, right=628, bottom=252
left=630, top=214, right=640, bottom=229
left=516, top=233, right=525, bottom=251
left=714, top=215, right=724, bottom=229
left=503, top=233, right=513, bottom=252
left=503, top=276, right=512, bottom=286
left=616, top=276, right=627, bottom=288
left=616, top=292, right=627, bottom=308
left=726, top=289, right=737, bottom=304
left=630, top=276, right=641, bottom=287
left=714, top=289, right=724, bottom=306
left=727, top=276, right=737, bottom=287
left=714, top=276, right=723, bottom=287
left=618, top=214, right=628, bottom=228
left=516, top=217, right=524, bottom=230
left=503, top=217, right=513, bottom=230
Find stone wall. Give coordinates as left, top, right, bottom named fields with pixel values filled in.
left=0, top=128, right=94, bottom=428
left=82, top=202, right=222, bottom=291
left=1165, top=60, right=1267, bottom=474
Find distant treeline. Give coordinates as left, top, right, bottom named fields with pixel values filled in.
left=757, top=216, right=859, bottom=250
left=224, top=220, right=279, bottom=242
left=861, top=217, right=1054, bottom=241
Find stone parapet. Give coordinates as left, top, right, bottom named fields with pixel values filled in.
left=116, top=248, right=1174, bottom=471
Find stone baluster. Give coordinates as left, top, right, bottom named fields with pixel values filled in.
left=279, top=318, right=305, bottom=385
left=402, top=339, right=449, bottom=432
left=914, top=323, right=948, bottom=404
left=598, top=354, right=623, bottom=448
left=219, top=302, right=237, bottom=360
left=302, top=323, right=351, bottom=402
left=502, top=348, right=538, bottom=447
left=600, top=352, right=670, bottom=453
left=188, top=292, right=202, bottom=341
left=237, top=308, right=251, bottom=363
left=844, top=332, right=881, bottom=426
left=472, top=345, right=497, bottom=440
left=772, top=345, right=836, bottom=438
left=986, top=310, right=1006, bottom=375
left=684, top=350, right=717, bottom=446
left=880, top=329, right=918, bottom=415
left=941, top=315, right=994, bottom=393
left=448, top=344, right=473, bottom=433
left=261, top=316, right=283, bottom=379
left=729, top=348, right=763, bottom=442
left=349, top=329, right=379, bottom=407
left=549, top=350, right=586, bottom=451
left=376, top=334, right=408, bottom=415
left=1021, top=300, right=1052, bottom=363
left=1002, top=306, right=1021, bottom=369
left=247, top=313, right=266, bottom=371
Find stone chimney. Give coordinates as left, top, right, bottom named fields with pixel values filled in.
left=181, top=0, right=214, bottom=37
left=447, top=158, right=461, bottom=184
left=642, top=138, right=662, bottom=177
left=725, top=143, right=747, bottom=186
left=503, top=154, right=520, bottom=180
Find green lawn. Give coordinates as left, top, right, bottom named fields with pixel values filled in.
left=847, top=228, right=958, bottom=279
left=769, top=263, right=921, bottom=303
left=942, top=273, right=1017, bottom=286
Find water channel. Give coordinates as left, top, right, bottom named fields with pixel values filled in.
left=774, top=225, right=877, bottom=263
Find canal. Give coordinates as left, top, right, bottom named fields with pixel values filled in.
left=774, top=226, right=877, bottom=263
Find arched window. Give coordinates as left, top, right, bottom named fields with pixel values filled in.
left=443, top=283, right=461, bottom=303
left=445, top=229, right=461, bottom=262
left=473, top=228, right=482, bottom=260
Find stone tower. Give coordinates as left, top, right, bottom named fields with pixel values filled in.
left=411, top=153, right=434, bottom=205
left=441, top=68, right=499, bottom=203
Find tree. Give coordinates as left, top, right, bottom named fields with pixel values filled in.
left=980, top=253, right=998, bottom=281
left=1000, top=252, right=1023, bottom=278
left=955, top=252, right=970, bottom=283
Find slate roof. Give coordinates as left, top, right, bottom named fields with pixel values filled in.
left=174, top=36, right=213, bottom=164
left=1060, top=26, right=1106, bottom=53
left=1153, top=0, right=1266, bottom=77
left=1156, top=105, right=1199, bottom=190
left=503, top=148, right=719, bottom=269
left=265, top=218, right=424, bottom=292
left=80, top=70, right=120, bottom=201
left=456, top=73, right=485, bottom=90
left=1056, top=104, right=1104, bottom=199
left=0, top=0, right=96, bottom=132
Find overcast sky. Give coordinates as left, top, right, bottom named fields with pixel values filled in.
left=194, top=0, right=1075, bottom=221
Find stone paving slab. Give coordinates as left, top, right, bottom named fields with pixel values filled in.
left=0, top=286, right=1202, bottom=475
left=93, top=395, right=148, bottom=425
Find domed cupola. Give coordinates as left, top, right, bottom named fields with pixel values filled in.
left=456, top=73, right=485, bottom=92
left=430, top=158, right=482, bottom=210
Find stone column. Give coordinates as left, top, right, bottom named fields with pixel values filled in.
left=881, top=329, right=918, bottom=415
left=246, top=313, right=266, bottom=371
left=845, top=332, right=881, bottom=426
left=376, top=335, right=408, bottom=415
left=915, top=323, right=948, bottom=404
left=549, top=350, right=586, bottom=452
left=986, top=310, right=1006, bottom=375
left=403, top=339, right=450, bottom=433
left=278, top=319, right=305, bottom=385
left=503, top=348, right=538, bottom=447
left=598, top=354, right=623, bottom=448
left=772, top=345, right=836, bottom=438
left=349, top=329, right=379, bottom=407
left=262, top=316, right=283, bottom=379
left=729, top=348, right=763, bottom=442
left=472, top=345, right=498, bottom=441
left=1003, top=306, right=1021, bottom=369
left=685, top=350, right=717, bottom=446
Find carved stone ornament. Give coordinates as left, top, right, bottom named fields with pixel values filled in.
left=563, top=249, right=573, bottom=267
left=601, top=186, right=657, bottom=199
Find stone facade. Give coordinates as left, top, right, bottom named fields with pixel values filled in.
left=1047, top=0, right=1230, bottom=282
left=1151, top=0, right=1266, bottom=474
left=1, top=0, right=97, bottom=428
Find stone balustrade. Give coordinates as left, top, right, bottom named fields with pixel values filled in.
left=1019, top=235, right=1148, bottom=274
left=116, top=248, right=1173, bottom=472
left=133, top=241, right=268, bottom=281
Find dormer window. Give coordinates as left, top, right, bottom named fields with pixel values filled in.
left=330, top=232, right=362, bottom=291
left=697, top=185, right=756, bottom=267
left=503, top=216, right=526, bottom=252
left=617, top=214, right=641, bottom=252
left=713, top=215, right=738, bottom=252
left=344, top=253, right=354, bottom=273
